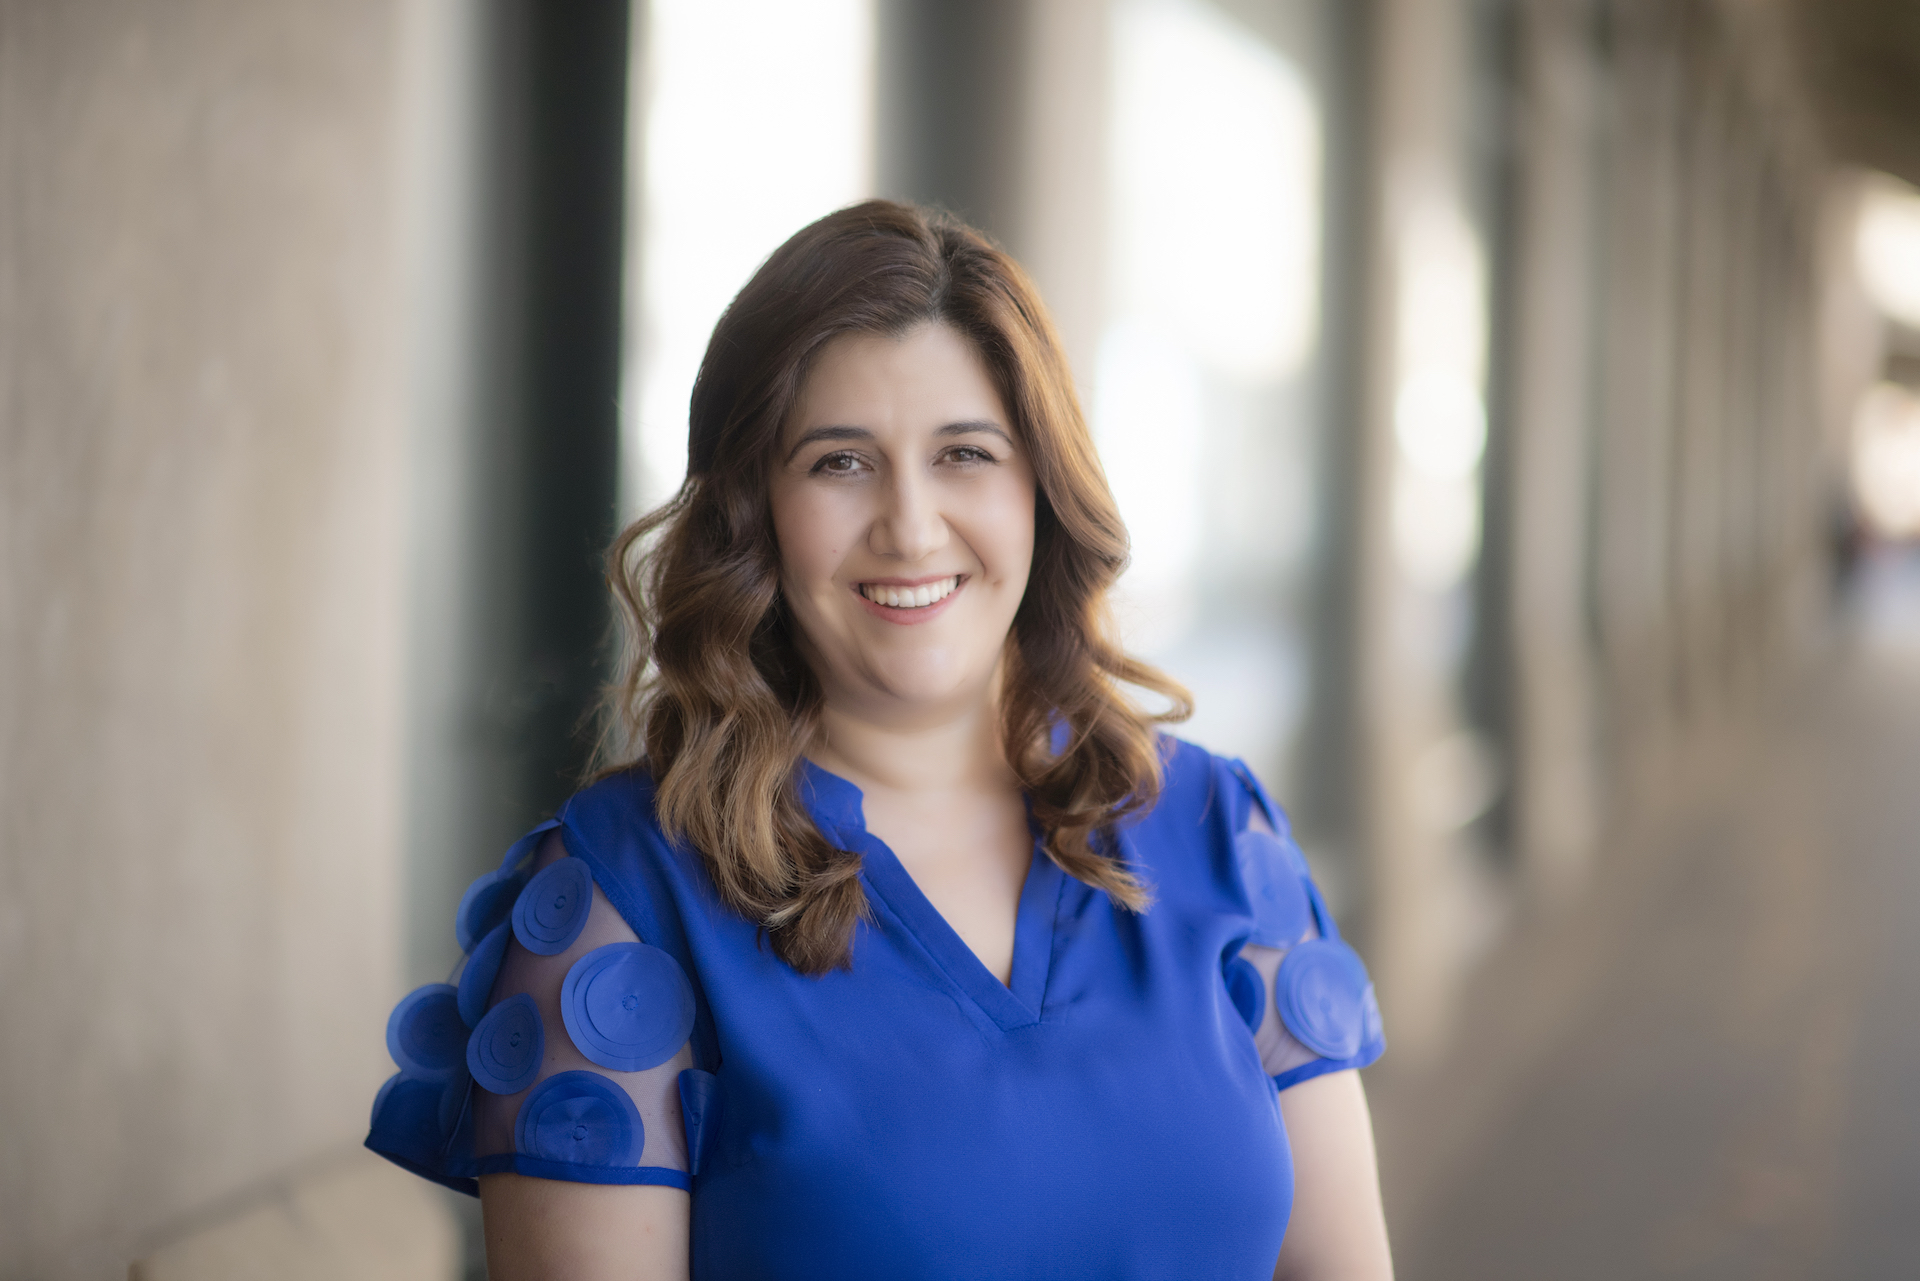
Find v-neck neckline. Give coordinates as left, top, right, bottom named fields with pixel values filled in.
left=799, top=759, right=1060, bottom=1030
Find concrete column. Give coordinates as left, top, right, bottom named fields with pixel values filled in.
left=1501, top=0, right=1602, bottom=898
left=1592, top=0, right=1688, bottom=753
left=1351, top=0, right=1501, bottom=1062
left=1012, top=0, right=1112, bottom=391
left=875, top=0, right=1028, bottom=241
left=1670, top=28, right=1734, bottom=723
left=0, top=1, right=457, bottom=1274
left=408, top=0, right=631, bottom=989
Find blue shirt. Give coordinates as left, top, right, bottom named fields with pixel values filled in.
left=369, top=737, right=1384, bottom=1279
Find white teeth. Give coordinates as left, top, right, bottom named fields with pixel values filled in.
left=861, top=576, right=958, bottom=609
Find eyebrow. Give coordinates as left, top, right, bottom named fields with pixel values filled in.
left=936, top=420, right=1013, bottom=444
left=784, top=419, right=1013, bottom=463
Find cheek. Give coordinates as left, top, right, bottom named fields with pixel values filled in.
left=978, top=474, right=1038, bottom=579
left=770, top=485, right=854, bottom=591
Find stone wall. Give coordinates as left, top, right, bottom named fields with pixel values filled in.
left=0, top=2, right=450, bottom=1274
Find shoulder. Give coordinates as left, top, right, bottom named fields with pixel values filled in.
left=1135, top=739, right=1387, bottom=1086
left=552, top=766, right=693, bottom=888
left=1132, top=734, right=1273, bottom=844
left=555, top=765, right=662, bottom=846
left=1121, top=735, right=1282, bottom=901
left=548, top=767, right=719, bottom=968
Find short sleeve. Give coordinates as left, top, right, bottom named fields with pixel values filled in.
left=1218, top=760, right=1386, bottom=1091
left=367, top=821, right=712, bottom=1194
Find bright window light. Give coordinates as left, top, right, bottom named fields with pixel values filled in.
left=1108, top=0, right=1321, bottom=384
left=624, top=0, right=875, bottom=515
left=1857, top=172, right=1920, bottom=331
left=1393, top=463, right=1483, bottom=591
left=1099, top=0, right=1322, bottom=780
left=1852, top=382, right=1920, bottom=539
left=1094, top=321, right=1206, bottom=649
left=1101, top=0, right=1321, bottom=637
left=1391, top=193, right=1488, bottom=590
left=1395, top=368, right=1486, bottom=480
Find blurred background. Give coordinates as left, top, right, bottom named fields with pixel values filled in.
left=3, top=0, right=1918, bottom=1276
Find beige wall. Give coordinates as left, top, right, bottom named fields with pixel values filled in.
left=0, top=2, right=446, bottom=1274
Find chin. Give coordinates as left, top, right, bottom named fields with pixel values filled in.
left=860, top=651, right=991, bottom=710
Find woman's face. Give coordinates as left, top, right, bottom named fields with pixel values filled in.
left=770, top=321, right=1037, bottom=724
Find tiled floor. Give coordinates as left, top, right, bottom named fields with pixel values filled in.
left=1374, top=553, right=1920, bottom=1280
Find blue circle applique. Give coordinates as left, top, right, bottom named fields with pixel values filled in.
left=560, top=942, right=696, bottom=1072
left=371, top=1071, right=403, bottom=1129
left=1276, top=938, right=1371, bottom=1060
left=456, top=867, right=528, bottom=954
left=1235, top=828, right=1312, bottom=947
left=1361, top=983, right=1384, bottom=1046
left=469, top=992, right=546, bottom=1095
left=457, top=920, right=512, bottom=1029
left=386, top=983, right=466, bottom=1083
left=1224, top=955, right=1265, bottom=1030
left=512, top=857, right=594, bottom=956
left=370, top=1072, right=450, bottom=1165
left=513, top=1070, right=644, bottom=1167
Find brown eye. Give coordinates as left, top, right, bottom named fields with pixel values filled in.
left=812, top=451, right=868, bottom=476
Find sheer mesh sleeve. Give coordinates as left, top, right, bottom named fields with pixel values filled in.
left=1219, top=763, right=1385, bottom=1091
left=368, top=821, right=710, bottom=1193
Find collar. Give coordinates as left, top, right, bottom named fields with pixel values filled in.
left=796, top=757, right=867, bottom=841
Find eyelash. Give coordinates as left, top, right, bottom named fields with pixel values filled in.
left=808, top=445, right=997, bottom=476
left=812, top=451, right=868, bottom=476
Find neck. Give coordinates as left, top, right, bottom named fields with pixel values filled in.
left=808, top=683, right=1014, bottom=797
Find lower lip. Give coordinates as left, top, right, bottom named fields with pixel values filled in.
left=854, top=579, right=966, bottom=626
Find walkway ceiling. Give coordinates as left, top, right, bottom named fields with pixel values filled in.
left=1790, top=0, right=1920, bottom=188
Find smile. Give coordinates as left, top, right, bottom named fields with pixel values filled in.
left=857, top=575, right=961, bottom=610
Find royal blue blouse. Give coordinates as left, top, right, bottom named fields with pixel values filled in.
left=369, top=737, right=1384, bottom=1278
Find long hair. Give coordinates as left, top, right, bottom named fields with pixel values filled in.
left=600, top=200, right=1190, bottom=974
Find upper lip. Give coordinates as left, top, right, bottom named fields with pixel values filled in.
left=855, top=573, right=965, bottom=587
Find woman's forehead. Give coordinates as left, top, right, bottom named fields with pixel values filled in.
left=784, top=322, right=1010, bottom=443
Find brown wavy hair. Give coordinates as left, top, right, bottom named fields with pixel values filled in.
left=599, top=200, right=1190, bottom=974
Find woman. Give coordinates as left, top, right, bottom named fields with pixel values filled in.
left=369, top=201, right=1393, bottom=1279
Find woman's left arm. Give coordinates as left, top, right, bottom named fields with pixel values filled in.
left=1273, top=1069, right=1394, bottom=1281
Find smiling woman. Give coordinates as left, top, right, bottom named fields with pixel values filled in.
left=608, top=204, right=1188, bottom=980
left=366, top=201, right=1392, bottom=1280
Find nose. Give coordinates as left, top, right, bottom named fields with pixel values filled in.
left=870, top=468, right=948, bottom=563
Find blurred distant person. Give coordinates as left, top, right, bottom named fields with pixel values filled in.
left=368, top=201, right=1393, bottom=1280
